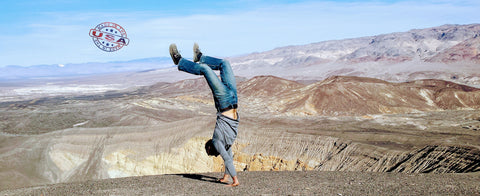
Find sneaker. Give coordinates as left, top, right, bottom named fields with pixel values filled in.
left=169, top=44, right=182, bottom=65
left=193, top=42, right=203, bottom=63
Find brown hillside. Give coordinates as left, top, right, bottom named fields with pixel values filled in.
left=238, top=75, right=305, bottom=97
left=427, top=35, right=480, bottom=63
left=239, top=75, right=480, bottom=116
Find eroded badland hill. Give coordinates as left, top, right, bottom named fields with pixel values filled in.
left=1, top=75, right=480, bottom=190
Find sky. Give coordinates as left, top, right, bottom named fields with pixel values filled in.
left=0, top=0, right=479, bottom=67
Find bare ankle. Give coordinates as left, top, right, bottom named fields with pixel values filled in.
left=226, top=182, right=239, bottom=187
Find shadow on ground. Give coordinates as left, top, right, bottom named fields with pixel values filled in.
left=172, top=173, right=226, bottom=185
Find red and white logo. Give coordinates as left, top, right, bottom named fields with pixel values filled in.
left=89, top=22, right=129, bottom=52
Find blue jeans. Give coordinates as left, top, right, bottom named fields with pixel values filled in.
left=178, top=56, right=238, bottom=112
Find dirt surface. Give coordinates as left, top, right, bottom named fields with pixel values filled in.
left=2, top=171, right=480, bottom=195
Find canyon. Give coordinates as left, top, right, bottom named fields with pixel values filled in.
left=1, top=75, right=480, bottom=189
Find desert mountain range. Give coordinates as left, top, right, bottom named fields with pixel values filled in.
left=1, top=24, right=479, bottom=87
left=230, top=23, right=480, bottom=87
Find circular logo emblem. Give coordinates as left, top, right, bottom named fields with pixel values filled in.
left=89, top=22, right=129, bottom=52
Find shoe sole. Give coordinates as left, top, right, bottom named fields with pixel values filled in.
left=169, top=44, right=180, bottom=65
left=193, top=43, right=201, bottom=62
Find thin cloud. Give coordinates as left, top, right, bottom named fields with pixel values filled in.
left=1, top=0, right=479, bottom=66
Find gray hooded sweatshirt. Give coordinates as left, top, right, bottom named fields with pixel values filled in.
left=212, top=112, right=239, bottom=177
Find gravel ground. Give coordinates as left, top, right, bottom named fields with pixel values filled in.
left=2, top=171, right=480, bottom=195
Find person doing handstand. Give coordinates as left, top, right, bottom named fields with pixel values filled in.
left=169, top=43, right=240, bottom=187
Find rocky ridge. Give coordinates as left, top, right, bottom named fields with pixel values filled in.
left=229, top=24, right=480, bottom=86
